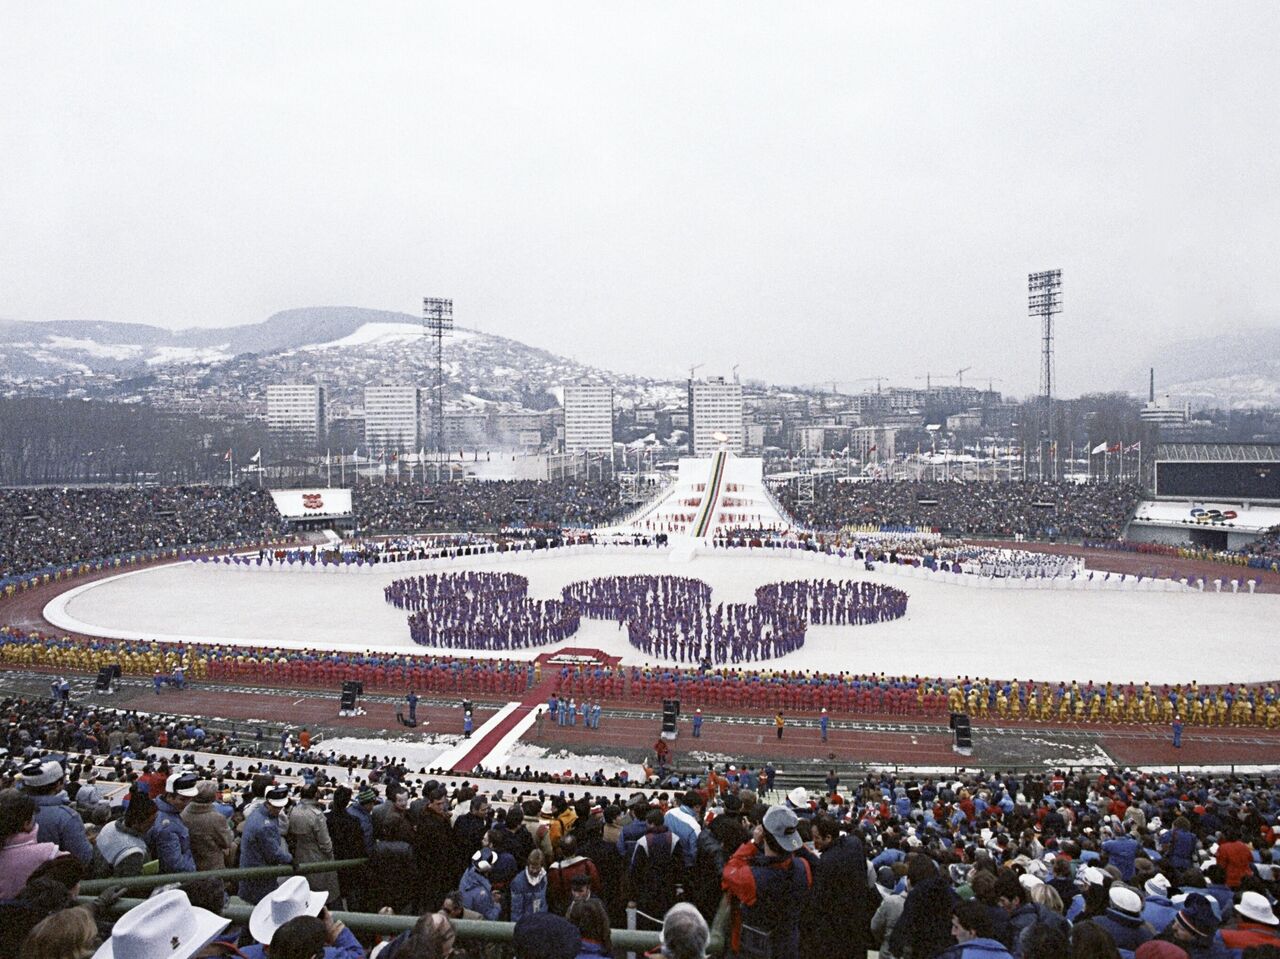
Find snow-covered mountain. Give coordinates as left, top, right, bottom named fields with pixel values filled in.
left=1128, top=327, right=1280, bottom=410
left=0, top=307, right=680, bottom=415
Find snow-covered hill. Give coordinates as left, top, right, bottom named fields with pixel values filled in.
left=0, top=307, right=679, bottom=417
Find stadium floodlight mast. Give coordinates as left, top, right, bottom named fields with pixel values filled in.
left=1028, top=270, right=1062, bottom=480
left=423, top=297, right=454, bottom=463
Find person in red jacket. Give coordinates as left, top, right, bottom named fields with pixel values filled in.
left=1221, top=891, right=1280, bottom=949
left=1216, top=823, right=1256, bottom=888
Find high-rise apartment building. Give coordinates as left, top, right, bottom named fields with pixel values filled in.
left=266, top=384, right=326, bottom=446
left=364, top=385, right=421, bottom=452
left=688, top=377, right=744, bottom=456
left=563, top=382, right=614, bottom=454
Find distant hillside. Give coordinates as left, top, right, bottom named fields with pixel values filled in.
left=1127, top=326, right=1280, bottom=409
left=0, top=307, right=679, bottom=413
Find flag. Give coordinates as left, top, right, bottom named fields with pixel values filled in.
left=1125, top=442, right=1141, bottom=453
left=390, top=451, right=398, bottom=462
left=223, top=448, right=232, bottom=461
left=1107, top=443, right=1122, bottom=453
left=250, top=449, right=261, bottom=463
left=1091, top=442, right=1107, bottom=455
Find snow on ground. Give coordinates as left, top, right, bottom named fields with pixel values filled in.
left=304, top=323, right=476, bottom=350
left=314, top=735, right=462, bottom=768
left=48, top=549, right=1280, bottom=685
left=486, top=741, right=647, bottom=783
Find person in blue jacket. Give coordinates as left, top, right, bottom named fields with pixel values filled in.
left=510, top=849, right=550, bottom=922
left=239, top=785, right=294, bottom=904
left=18, top=759, right=93, bottom=865
left=241, top=876, right=361, bottom=959
left=459, top=848, right=503, bottom=920
left=147, top=770, right=199, bottom=874
left=935, top=900, right=1015, bottom=959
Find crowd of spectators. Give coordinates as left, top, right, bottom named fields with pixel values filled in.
left=8, top=692, right=1280, bottom=959
left=778, top=482, right=1144, bottom=541
left=352, top=480, right=623, bottom=534
left=0, top=486, right=286, bottom=581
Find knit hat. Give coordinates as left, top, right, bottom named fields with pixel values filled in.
left=472, top=848, right=495, bottom=873
left=356, top=786, right=378, bottom=805
left=1108, top=886, right=1143, bottom=919
left=19, top=759, right=64, bottom=789
left=1173, top=893, right=1219, bottom=942
left=1144, top=874, right=1170, bottom=898
left=513, top=913, right=582, bottom=959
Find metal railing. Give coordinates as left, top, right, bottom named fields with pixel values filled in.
left=79, top=860, right=731, bottom=955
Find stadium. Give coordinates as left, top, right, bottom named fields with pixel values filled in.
left=6, top=446, right=1280, bottom=958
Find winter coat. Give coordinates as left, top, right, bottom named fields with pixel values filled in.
left=547, top=855, right=602, bottom=914
left=664, top=804, right=702, bottom=868
left=933, top=939, right=1015, bottom=959
left=147, top=797, right=196, bottom=874
left=630, top=825, right=682, bottom=918
left=287, top=799, right=339, bottom=903
left=1086, top=911, right=1154, bottom=953
left=0, top=827, right=62, bottom=899
left=459, top=864, right=502, bottom=920
left=805, top=832, right=873, bottom=959
left=721, top=841, right=813, bottom=959
left=414, top=807, right=458, bottom=911
left=238, top=805, right=292, bottom=904
left=94, top=820, right=149, bottom=877
left=888, top=874, right=958, bottom=959
left=871, top=892, right=908, bottom=959
left=182, top=799, right=236, bottom=873
left=27, top=791, right=93, bottom=865
left=510, top=867, right=549, bottom=923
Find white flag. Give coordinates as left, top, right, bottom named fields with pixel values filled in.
left=250, top=449, right=261, bottom=463
left=1091, top=442, right=1107, bottom=455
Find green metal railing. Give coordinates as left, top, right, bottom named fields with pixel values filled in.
left=80, top=860, right=731, bottom=955
left=78, top=858, right=369, bottom=895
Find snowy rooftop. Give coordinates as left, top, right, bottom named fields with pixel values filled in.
left=1131, top=499, right=1280, bottom=534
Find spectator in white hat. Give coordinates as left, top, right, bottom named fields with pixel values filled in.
left=239, top=876, right=361, bottom=959
left=89, top=889, right=229, bottom=959
left=1221, top=890, right=1280, bottom=949
left=18, top=759, right=93, bottom=865
left=147, top=770, right=199, bottom=874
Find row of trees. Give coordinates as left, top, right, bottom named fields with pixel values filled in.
left=0, top=397, right=269, bottom=485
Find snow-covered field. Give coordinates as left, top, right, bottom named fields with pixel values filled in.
left=47, top=550, right=1279, bottom=685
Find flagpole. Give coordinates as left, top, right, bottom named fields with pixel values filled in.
left=340, top=449, right=346, bottom=487
left=1137, top=441, right=1142, bottom=487
left=228, top=450, right=233, bottom=487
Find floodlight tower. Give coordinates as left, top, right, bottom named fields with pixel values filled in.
left=423, top=297, right=453, bottom=459
left=1028, top=270, right=1062, bottom=479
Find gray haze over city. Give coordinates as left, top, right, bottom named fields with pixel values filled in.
left=3, top=1, right=1279, bottom=397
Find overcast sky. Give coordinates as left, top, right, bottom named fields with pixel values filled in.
left=2, top=2, right=1278, bottom=397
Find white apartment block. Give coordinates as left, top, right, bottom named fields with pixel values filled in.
left=688, top=377, right=744, bottom=456
left=266, top=384, right=326, bottom=445
left=563, top=383, right=614, bottom=454
left=364, top=385, right=421, bottom=452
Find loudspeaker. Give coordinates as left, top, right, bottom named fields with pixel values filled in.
left=95, top=667, right=116, bottom=693
left=661, top=699, right=680, bottom=739
left=951, top=712, right=972, bottom=754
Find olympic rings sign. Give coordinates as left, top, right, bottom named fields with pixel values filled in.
left=1190, top=507, right=1237, bottom=524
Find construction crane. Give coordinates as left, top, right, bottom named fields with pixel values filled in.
left=915, top=372, right=937, bottom=391
left=731, top=364, right=739, bottom=384
left=688, top=363, right=704, bottom=381
left=825, top=379, right=887, bottom=395
left=955, top=366, right=972, bottom=389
